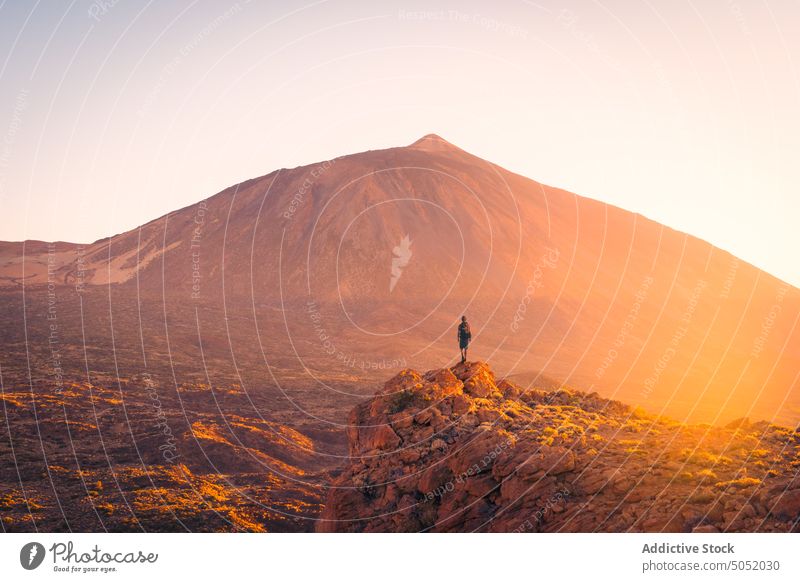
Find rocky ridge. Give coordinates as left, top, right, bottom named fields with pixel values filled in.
left=318, top=362, right=800, bottom=532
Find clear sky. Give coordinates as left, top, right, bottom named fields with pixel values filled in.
left=0, top=0, right=798, bottom=286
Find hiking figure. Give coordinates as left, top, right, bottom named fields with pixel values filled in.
left=458, top=316, right=471, bottom=363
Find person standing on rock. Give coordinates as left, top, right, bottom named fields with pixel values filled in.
left=458, top=316, right=471, bottom=363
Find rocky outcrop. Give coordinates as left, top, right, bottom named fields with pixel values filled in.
left=318, top=362, right=800, bottom=532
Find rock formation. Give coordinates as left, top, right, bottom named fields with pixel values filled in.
left=318, top=362, right=800, bottom=532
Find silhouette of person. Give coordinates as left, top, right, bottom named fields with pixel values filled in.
left=458, top=316, right=471, bottom=363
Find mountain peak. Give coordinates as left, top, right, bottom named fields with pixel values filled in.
left=408, top=133, right=462, bottom=152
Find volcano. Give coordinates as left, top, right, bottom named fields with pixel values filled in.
left=1, top=134, right=798, bottom=531
left=2, top=133, right=796, bottom=425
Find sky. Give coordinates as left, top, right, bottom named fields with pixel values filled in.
left=0, top=0, right=798, bottom=286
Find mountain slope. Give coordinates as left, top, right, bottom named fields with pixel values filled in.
left=0, top=134, right=797, bottom=427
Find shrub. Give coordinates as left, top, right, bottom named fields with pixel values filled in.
left=696, top=468, right=717, bottom=481
left=389, top=389, right=415, bottom=413
left=714, top=477, right=761, bottom=489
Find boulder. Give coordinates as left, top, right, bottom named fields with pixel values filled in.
left=769, top=489, right=800, bottom=520
left=497, top=379, right=522, bottom=399
left=576, top=468, right=621, bottom=495
left=350, top=421, right=401, bottom=454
